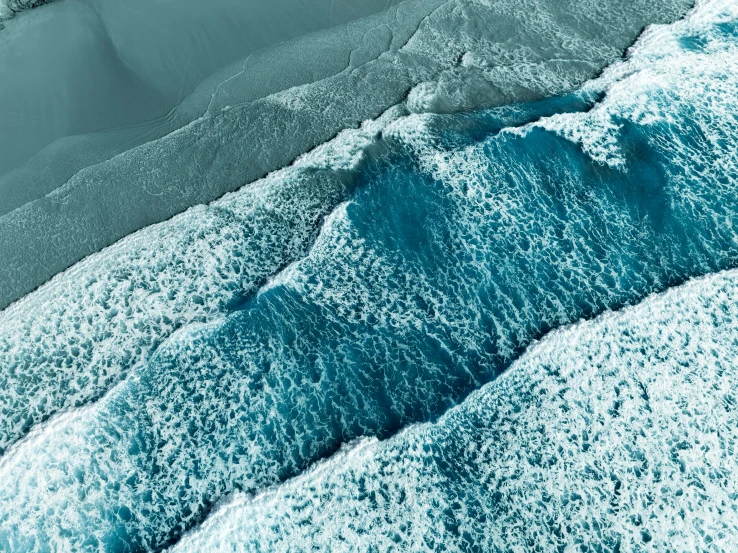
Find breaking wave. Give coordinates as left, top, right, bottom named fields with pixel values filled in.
left=1, top=0, right=737, bottom=551
left=172, top=266, right=738, bottom=552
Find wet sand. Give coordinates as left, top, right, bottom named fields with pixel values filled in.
left=0, top=0, right=693, bottom=310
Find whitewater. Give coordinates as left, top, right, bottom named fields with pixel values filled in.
left=0, top=0, right=737, bottom=551
left=0, top=0, right=690, bottom=309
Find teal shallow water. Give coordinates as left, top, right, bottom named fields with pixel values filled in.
left=1, top=0, right=737, bottom=551
left=0, top=0, right=691, bottom=311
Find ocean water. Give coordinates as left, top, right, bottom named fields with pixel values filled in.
left=1, top=0, right=737, bottom=551
left=171, top=266, right=738, bottom=553
left=0, top=0, right=691, bottom=310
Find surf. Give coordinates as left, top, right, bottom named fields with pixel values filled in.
left=0, top=1, right=736, bottom=550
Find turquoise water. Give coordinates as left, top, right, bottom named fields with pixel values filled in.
left=0, top=0, right=692, bottom=311
left=1, top=0, right=738, bottom=551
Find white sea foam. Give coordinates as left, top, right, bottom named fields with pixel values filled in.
left=160, top=2, right=738, bottom=550
left=0, top=0, right=692, bottom=312
left=0, top=0, right=39, bottom=20
left=0, top=106, right=407, bottom=455
left=0, top=1, right=727, bottom=551
left=169, top=267, right=738, bottom=553
left=519, top=0, right=738, bottom=168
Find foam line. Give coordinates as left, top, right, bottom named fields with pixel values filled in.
left=0, top=2, right=735, bottom=550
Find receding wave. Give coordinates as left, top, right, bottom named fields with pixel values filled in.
left=0, top=0, right=736, bottom=550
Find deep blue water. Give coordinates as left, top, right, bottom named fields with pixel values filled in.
left=1, top=0, right=738, bottom=551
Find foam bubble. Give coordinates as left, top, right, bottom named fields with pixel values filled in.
left=529, top=0, right=738, bottom=168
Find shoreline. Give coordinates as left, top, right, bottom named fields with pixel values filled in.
left=0, top=0, right=693, bottom=310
